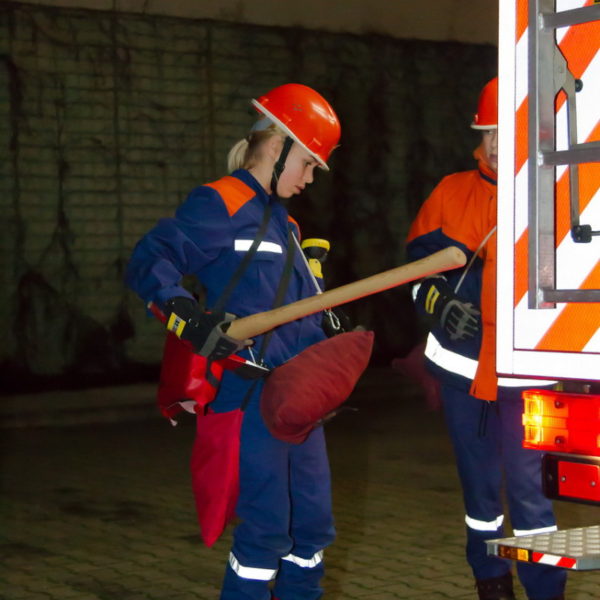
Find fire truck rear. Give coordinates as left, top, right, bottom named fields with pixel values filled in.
left=489, top=0, right=600, bottom=570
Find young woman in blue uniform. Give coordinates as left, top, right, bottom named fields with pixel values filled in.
left=126, top=83, right=341, bottom=600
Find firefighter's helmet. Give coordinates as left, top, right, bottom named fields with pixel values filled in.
left=251, top=83, right=341, bottom=170
left=471, top=77, right=498, bottom=130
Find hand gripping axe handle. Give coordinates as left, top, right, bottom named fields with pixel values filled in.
left=227, top=246, right=466, bottom=341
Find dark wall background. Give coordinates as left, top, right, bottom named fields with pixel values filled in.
left=0, top=1, right=497, bottom=392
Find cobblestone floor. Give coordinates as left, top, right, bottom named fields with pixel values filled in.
left=1, top=369, right=598, bottom=599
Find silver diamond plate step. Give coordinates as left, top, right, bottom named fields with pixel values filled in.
left=486, top=526, right=600, bottom=571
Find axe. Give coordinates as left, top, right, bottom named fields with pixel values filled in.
left=149, top=246, right=466, bottom=422
left=227, top=246, right=466, bottom=341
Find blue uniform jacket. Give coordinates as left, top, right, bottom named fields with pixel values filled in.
left=126, top=169, right=326, bottom=409
left=406, top=161, right=497, bottom=393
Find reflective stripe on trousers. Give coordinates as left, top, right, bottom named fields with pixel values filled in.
left=466, top=515, right=557, bottom=537
left=228, top=550, right=324, bottom=581
left=282, top=550, right=323, bottom=569
left=513, top=525, right=557, bottom=536
left=466, top=514, right=505, bottom=532
left=228, top=552, right=277, bottom=581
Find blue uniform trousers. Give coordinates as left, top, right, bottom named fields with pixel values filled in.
left=441, top=385, right=567, bottom=600
left=220, top=397, right=334, bottom=600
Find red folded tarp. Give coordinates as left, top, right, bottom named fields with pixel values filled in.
left=261, top=330, right=374, bottom=444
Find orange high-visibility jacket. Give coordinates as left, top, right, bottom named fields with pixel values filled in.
left=406, top=148, right=499, bottom=401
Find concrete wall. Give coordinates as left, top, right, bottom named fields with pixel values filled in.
left=0, top=1, right=497, bottom=390
left=14, top=0, right=500, bottom=45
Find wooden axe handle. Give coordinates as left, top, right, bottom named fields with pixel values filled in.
left=228, top=246, right=466, bottom=341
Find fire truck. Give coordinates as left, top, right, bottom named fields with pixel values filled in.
left=487, top=0, right=600, bottom=569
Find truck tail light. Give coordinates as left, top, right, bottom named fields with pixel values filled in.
left=522, top=390, right=600, bottom=456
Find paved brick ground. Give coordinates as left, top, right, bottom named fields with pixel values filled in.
left=1, top=368, right=598, bottom=599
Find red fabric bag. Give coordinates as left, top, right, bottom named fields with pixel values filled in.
left=148, top=302, right=222, bottom=422
left=158, top=332, right=224, bottom=422
left=261, top=330, right=374, bottom=444
left=155, top=325, right=267, bottom=423
left=191, top=406, right=244, bottom=547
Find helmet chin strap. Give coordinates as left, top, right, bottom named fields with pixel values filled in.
left=270, top=136, right=294, bottom=198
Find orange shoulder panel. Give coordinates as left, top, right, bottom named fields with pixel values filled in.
left=205, top=176, right=256, bottom=217
left=407, top=171, right=495, bottom=253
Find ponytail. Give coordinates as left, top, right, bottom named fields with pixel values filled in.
left=226, top=124, right=285, bottom=173
left=227, top=138, right=249, bottom=173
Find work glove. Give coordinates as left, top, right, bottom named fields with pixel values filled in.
left=163, top=296, right=249, bottom=360
left=418, top=276, right=481, bottom=341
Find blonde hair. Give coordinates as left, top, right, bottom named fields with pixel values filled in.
left=227, top=124, right=285, bottom=173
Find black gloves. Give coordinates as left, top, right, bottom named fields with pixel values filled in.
left=417, top=276, right=481, bottom=341
left=164, top=297, right=248, bottom=360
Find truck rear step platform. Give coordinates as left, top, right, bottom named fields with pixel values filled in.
left=487, top=525, right=600, bottom=571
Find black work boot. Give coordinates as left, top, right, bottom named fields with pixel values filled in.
left=475, top=571, right=516, bottom=600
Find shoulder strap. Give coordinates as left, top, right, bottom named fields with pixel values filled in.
left=240, top=225, right=296, bottom=411
left=211, top=203, right=273, bottom=314
left=257, top=226, right=296, bottom=359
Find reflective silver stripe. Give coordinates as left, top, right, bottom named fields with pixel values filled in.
left=513, top=524, right=557, bottom=537
left=497, top=375, right=556, bottom=387
left=228, top=552, right=277, bottom=581
left=425, top=333, right=478, bottom=379
left=425, top=333, right=556, bottom=387
left=466, top=514, right=505, bottom=531
left=234, top=239, right=282, bottom=253
left=282, top=550, right=323, bottom=569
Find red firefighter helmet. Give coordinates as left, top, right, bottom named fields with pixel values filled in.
left=471, top=77, right=498, bottom=130
left=251, top=83, right=341, bottom=170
